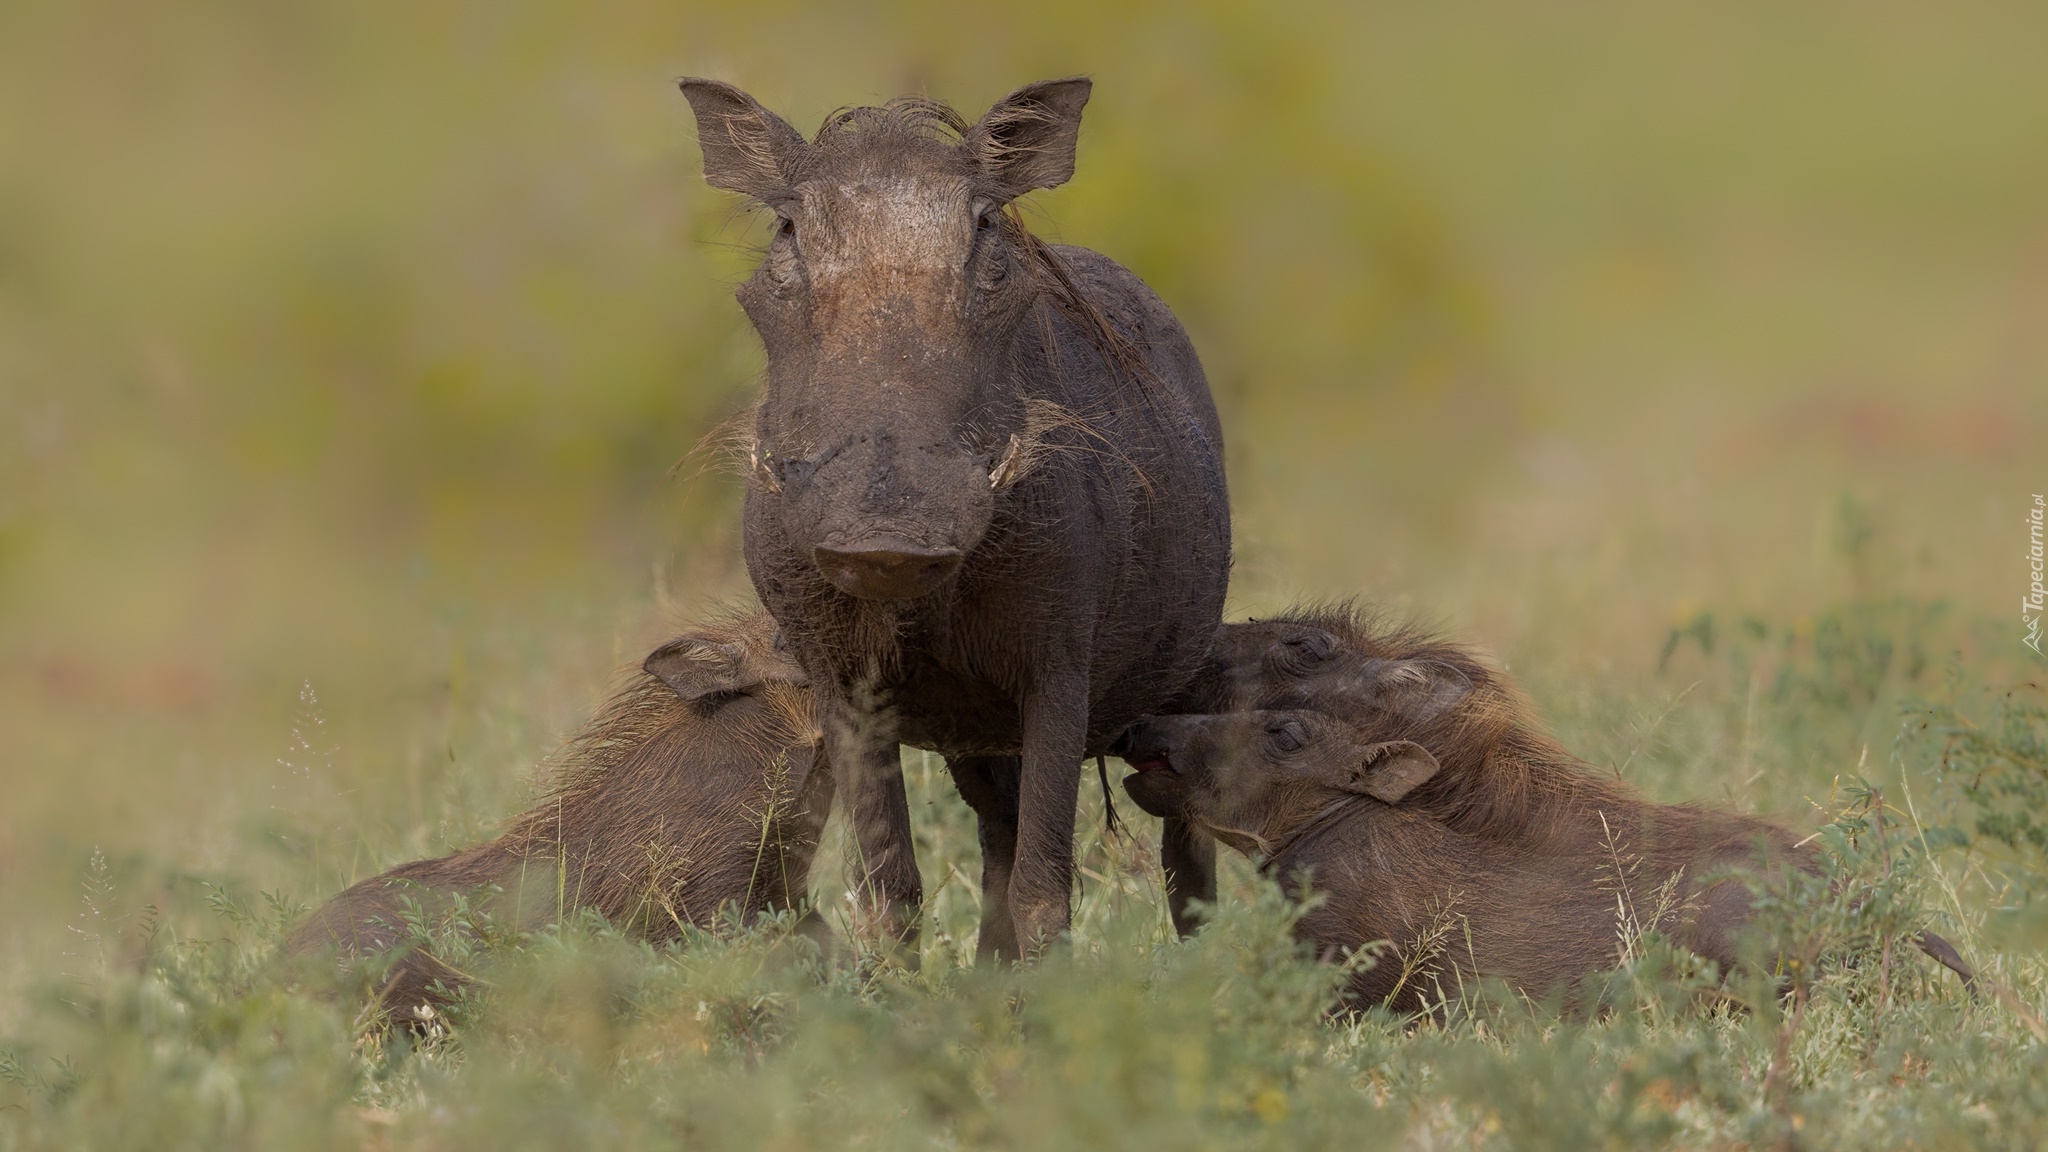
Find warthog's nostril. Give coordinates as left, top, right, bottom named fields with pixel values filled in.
left=813, top=539, right=964, bottom=600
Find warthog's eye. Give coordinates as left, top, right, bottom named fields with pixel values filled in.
left=1267, top=722, right=1305, bottom=754
left=1273, top=630, right=1336, bottom=675
left=971, top=209, right=1008, bottom=289
left=763, top=216, right=802, bottom=293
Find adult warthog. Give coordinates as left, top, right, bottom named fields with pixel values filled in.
left=677, top=77, right=1230, bottom=957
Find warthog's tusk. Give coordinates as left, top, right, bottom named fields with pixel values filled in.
left=989, top=433, right=1023, bottom=490
left=751, top=446, right=782, bottom=493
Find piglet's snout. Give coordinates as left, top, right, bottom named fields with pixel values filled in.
left=1111, top=718, right=1178, bottom=774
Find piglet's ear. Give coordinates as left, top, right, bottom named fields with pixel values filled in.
left=965, top=77, right=1092, bottom=202
left=1344, top=740, right=1441, bottom=803
left=643, top=637, right=759, bottom=703
left=677, top=78, right=808, bottom=199
left=1365, top=658, right=1474, bottom=726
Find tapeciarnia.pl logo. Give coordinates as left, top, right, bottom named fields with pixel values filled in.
left=2027, top=493, right=2045, bottom=656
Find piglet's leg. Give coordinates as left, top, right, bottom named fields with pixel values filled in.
left=1160, top=817, right=1216, bottom=938
left=947, top=755, right=1023, bottom=962
left=1009, top=677, right=1089, bottom=956
left=831, top=704, right=923, bottom=961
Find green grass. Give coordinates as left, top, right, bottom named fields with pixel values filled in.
left=4, top=597, right=2046, bottom=1150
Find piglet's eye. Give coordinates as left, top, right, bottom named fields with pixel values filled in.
left=1272, top=630, right=1335, bottom=674
left=1268, top=724, right=1305, bottom=753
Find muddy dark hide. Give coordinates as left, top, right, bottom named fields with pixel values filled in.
left=679, top=78, right=1230, bottom=956
left=286, top=614, right=829, bottom=1026
left=1121, top=605, right=1975, bottom=1005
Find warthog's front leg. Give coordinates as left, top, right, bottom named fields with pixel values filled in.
left=947, top=754, right=1023, bottom=962
left=832, top=703, right=922, bottom=959
left=1009, top=678, right=1089, bottom=955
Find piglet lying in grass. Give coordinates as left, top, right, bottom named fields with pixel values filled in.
left=1117, top=607, right=1974, bottom=1011
left=287, top=612, right=829, bottom=1025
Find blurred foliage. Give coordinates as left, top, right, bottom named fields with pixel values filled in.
left=0, top=0, right=1491, bottom=631
left=1900, top=681, right=2048, bottom=952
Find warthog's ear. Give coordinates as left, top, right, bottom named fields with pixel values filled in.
left=643, top=636, right=759, bottom=703
left=1364, top=658, right=1474, bottom=726
left=677, top=78, right=807, bottom=199
left=966, top=77, right=1093, bottom=201
left=1343, top=740, right=1441, bottom=804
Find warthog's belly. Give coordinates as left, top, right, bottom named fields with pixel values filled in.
left=888, top=657, right=1023, bottom=756
left=885, top=646, right=1194, bottom=760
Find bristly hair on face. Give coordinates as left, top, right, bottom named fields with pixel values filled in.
left=814, top=94, right=972, bottom=149
left=758, top=93, right=1154, bottom=398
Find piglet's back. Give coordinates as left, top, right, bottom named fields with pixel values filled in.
left=287, top=614, right=827, bottom=1023
left=1276, top=805, right=1628, bottom=1013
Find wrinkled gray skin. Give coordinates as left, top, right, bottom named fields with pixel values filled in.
left=677, top=77, right=1230, bottom=957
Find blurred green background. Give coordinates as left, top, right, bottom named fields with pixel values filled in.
left=2, top=0, right=2044, bottom=994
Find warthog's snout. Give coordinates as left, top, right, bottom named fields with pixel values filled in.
left=813, top=538, right=964, bottom=600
